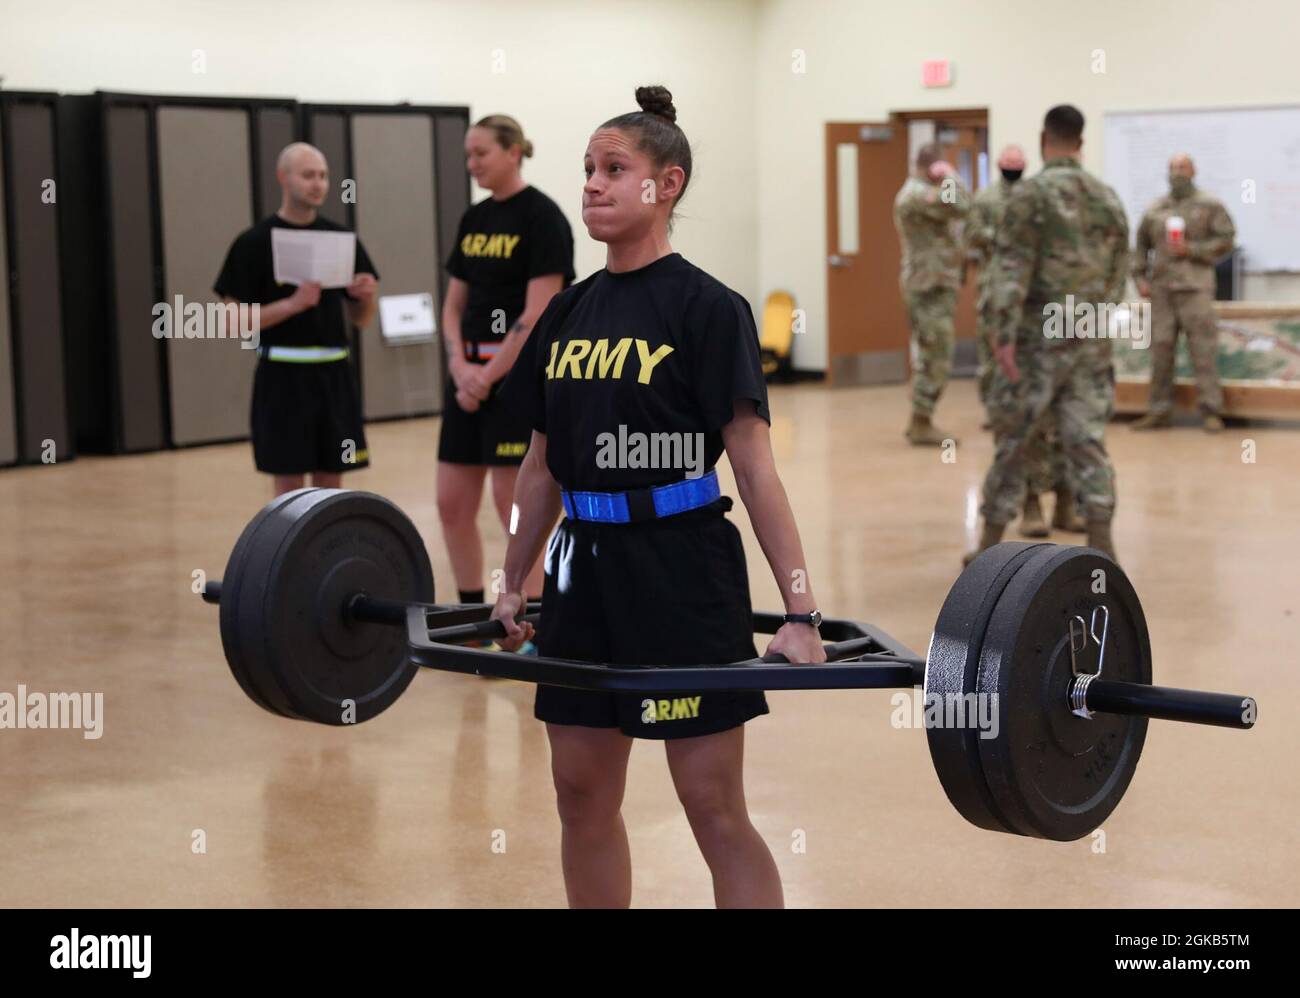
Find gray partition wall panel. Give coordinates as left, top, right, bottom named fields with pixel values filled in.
left=0, top=113, right=16, bottom=464
left=351, top=113, right=441, bottom=419
left=106, top=105, right=167, bottom=451
left=157, top=106, right=256, bottom=446
left=434, top=114, right=469, bottom=303
left=56, top=94, right=114, bottom=454
left=308, top=113, right=349, bottom=227
left=8, top=102, right=70, bottom=462
left=255, top=108, right=295, bottom=218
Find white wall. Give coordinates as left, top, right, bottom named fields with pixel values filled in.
left=754, top=0, right=1300, bottom=370
left=5, top=0, right=1298, bottom=372
left=0, top=0, right=759, bottom=301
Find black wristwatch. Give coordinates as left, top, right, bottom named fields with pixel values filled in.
left=783, top=610, right=823, bottom=630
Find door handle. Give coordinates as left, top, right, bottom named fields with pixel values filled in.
left=828, top=255, right=851, bottom=268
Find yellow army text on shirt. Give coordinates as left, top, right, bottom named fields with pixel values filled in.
left=459, top=232, right=523, bottom=259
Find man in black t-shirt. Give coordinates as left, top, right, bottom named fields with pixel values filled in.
left=215, top=142, right=379, bottom=496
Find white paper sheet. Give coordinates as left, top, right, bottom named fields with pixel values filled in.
left=271, top=228, right=357, bottom=289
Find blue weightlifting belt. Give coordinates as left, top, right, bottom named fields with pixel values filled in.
left=561, top=468, right=720, bottom=524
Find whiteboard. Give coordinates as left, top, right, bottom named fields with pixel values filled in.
left=1103, top=106, right=1300, bottom=272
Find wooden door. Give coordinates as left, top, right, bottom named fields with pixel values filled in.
left=824, top=121, right=909, bottom=386
left=936, top=121, right=988, bottom=355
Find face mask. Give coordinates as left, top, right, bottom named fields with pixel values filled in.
left=1001, top=168, right=1023, bottom=183
left=1169, top=174, right=1194, bottom=198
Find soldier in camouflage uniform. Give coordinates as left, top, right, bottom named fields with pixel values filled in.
left=894, top=142, right=969, bottom=445
left=966, top=105, right=1129, bottom=565
left=967, top=146, right=1025, bottom=408
left=1131, top=153, right=1236, bottom=433
left=966, top=146, right=1087, bottom=537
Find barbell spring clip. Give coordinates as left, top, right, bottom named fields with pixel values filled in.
left=1068, top=604, right=1110, bottom=720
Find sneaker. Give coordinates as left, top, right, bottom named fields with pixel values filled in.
left=1203, top=414, right=1224, bottom=433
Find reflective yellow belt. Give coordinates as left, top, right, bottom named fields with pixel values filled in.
left=260, top=346, right=350, bottom=363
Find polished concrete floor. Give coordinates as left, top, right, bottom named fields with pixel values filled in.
left=0, top=379, right=1293, bottom=907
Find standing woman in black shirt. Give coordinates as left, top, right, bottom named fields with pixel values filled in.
left=439, top=116, right=575, bottom=609
left=492, top=87, right=826, bottom=908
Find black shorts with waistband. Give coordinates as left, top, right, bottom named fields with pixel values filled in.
left=250, top=356, right=369, bottom=475
left=533, top=496, right=770, bottom=740
left=437, top=349, right=534, bottom=466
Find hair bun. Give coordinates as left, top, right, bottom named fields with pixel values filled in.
left=635, top=85, right=677, bottom=124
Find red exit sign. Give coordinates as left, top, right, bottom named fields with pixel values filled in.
left=922, top=60, right=952, bottom=87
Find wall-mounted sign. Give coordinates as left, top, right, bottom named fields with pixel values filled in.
left=922, top=60, right=952, bottom=87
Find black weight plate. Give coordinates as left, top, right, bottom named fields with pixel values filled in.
left=925, top=542, right=1052, bottom=835
left=976, top=545, right=1151, bottom=841
left=230, top=489, right=327, bottom=719
left=218, top=489, right=319, bottom=717
left=255, top=489, right=433, bottom=725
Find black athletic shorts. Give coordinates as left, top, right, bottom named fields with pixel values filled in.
left=534, top=496, right=769, bottom=740
left=437, top=370, right=533, bottom=466
left=250, top=357, right=369, bottom=475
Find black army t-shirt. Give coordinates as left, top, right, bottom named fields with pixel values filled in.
left=446, top=185, right=575, bottom=345
left=214, top=214, right=378, bottom=349
left=503, top=253, right=770, bottom=491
